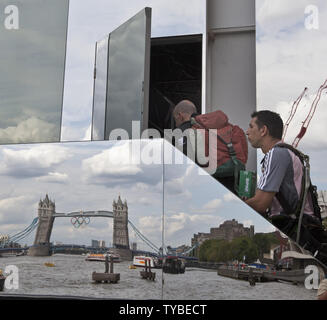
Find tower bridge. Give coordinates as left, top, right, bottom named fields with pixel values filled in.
left=1, top=194, right=199, bottom=258
left=26, top=195, right=149, bottom=260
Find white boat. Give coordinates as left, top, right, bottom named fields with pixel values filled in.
left=133, top=256, right=156, bottom=268
left=85, top=252, right=120, bottom=262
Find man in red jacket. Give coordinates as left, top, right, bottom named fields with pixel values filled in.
left=172, top=100, right=248, bottom=194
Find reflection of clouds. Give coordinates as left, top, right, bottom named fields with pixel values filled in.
left=164, top=212, right=224, bottom=244
left=165, top=177, right=184, bottom=195
left=138, top=212, right=221, bottom=246
left=82, top=140, right=162, bottom=187
left=242, top=219, right=254, bottom=228
left=61, top=124, right=91, bottom=142
left=223, top=192, right=240, bottom=202
left=0, top=117, right=59, bottom=144
left=0, top=0, right=68, bottom=143
left=202, top=199, right=223, bottom=212
left=0, top=144, right=71, bottom=178
left=0, top=139, right=275, bottom=247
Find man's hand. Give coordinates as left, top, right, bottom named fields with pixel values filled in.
left=245, top=189, right=276, bottom=214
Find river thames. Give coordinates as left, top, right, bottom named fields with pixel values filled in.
left=0, top=254, right=317, bottom=300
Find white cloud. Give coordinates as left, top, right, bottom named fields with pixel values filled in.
left=223, top=192, right=240, bottom=202
left=0, top=117, right=59, bottom=144
left=83, top=125, right=92, bottom=141
left=60, top=123, right=91, bottom=142
left=0, top=195, right=35, bottom=224
left=0, top=145, right=71, bottom=178
left=137, top=197, right=152, bottom=206
left=0, top=196, right=27, bottom=212
left=137, top=211, right=222, bottom=247
left=257, top=0, right=311, bottom=35
left=242, top=219, right=254, bottom=228
left=165, top=177, right=184, bottom=195
left=275, top=94, right=327, bottom=149
left=36, top=172, right=69, bottom=184
left=202, top=199, right=222, bottom=211
left=137, top=215, right=162, bottom=247
left=165, top=212, right=222, bottom=238
left=82, top=142, right=143, bottom=178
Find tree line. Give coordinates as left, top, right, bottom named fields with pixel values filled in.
left=198, top=233, right=280, bottom=264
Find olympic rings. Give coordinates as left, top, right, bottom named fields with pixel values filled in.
left=71, top=216, right=90, bottom=228
left=0, top=235, right=9, bottom=243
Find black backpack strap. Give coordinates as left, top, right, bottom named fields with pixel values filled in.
left=273, top=144, right=304, bottom=217
left=274, top=143, right=321, bottom=222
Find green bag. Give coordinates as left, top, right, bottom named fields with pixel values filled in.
left=237, top=170, right=256, bottom=198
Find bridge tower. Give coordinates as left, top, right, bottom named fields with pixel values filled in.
left=112, top=196, right=132, bottom=260
left=28, top=194, right=55, bottom=256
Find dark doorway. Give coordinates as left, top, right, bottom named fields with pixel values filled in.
left=148, top=34, right=202, bottom=135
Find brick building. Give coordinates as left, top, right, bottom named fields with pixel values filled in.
left=191, top=219, right=254, bottom=256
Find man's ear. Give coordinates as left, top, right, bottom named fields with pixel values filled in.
left=260, top=125, right=269, bottom=137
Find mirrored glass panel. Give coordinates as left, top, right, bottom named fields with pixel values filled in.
left=92, top=37, right=109, bottom=141
left=105, top=7, right=151, bottom=139
left=162, top=141, right=318, bottom=299
left=0, top=139, right=163, bottom=299
left=0, top=0, right=69, bottom=144
left=256, top=0, right=327, bottom=269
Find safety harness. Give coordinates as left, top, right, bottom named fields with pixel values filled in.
left=271, top=144, right=327, bottom=266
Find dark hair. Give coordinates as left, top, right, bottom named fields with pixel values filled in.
left=251, top=110, right=284, bottom=140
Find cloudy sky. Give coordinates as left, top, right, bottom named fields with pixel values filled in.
left=256, top=0, right=327, bottom=190
left=0, top=140, right=273, bottom=251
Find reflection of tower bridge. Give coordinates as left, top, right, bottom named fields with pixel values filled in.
left=1, top=195, right=161, bottom=260
left=1, top=195, right=201, bottom=258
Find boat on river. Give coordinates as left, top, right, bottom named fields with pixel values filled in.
left=85, top=253, right=120, bottom=262
left=162, top=256, right=186, bottom=274
left=133, top=256, right=161, bottom=268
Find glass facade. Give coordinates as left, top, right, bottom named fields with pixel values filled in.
left=105, top=7, right=151, bottom=139
left=0, top=0, right=69, bottom=144
left=92, top=8, right=151, bottom=141
left=92, top=37, right=109, bottom=141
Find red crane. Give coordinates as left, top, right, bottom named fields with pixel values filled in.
left=292, top=79, right=327, bottom=148
left=282, top=87, right=308, bottom=142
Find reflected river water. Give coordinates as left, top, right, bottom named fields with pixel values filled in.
left=0, top=254, right=317, bottom=300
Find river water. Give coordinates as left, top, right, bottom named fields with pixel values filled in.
left=0, top=254, right=317, bottom=300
